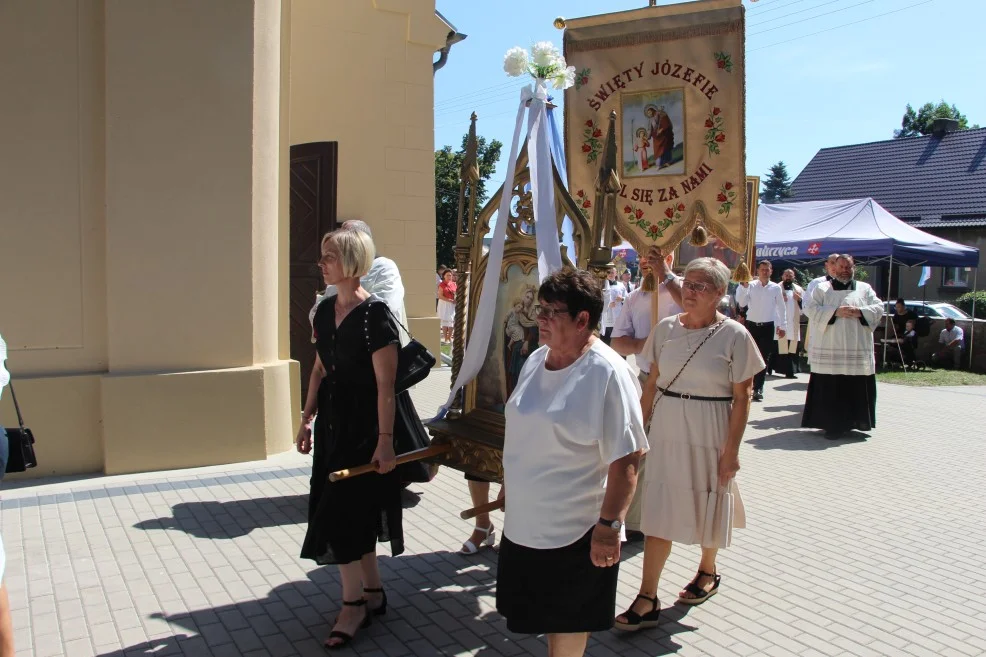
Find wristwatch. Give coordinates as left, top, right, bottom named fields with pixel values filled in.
left=598, top=517, right=623, bottom=531
left=662, top=272, right=676, bottom=285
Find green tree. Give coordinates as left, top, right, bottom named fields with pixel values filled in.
left=435, top=134, right=502, bottom=269
left=893, top=100, right=979, bottom=138
left=760, top=161, right=793, bottom=205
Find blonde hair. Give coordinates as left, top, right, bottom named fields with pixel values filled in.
left=322, top=229, right=375, bottom=278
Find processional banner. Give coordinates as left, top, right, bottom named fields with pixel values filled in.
left=564, top=0, right=747, bottom=256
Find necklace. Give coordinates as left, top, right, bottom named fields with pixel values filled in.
left=679, top=314, right=719, bottom=351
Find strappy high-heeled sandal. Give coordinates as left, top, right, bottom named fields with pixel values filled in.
left=324, top=599, right=371, bottom=651
left=677, top=569, right=721, bottom=605
left=614, top=594, right=661, bottom=631
left=459, top=524, right=495, bottom=555
left=364, top=587, right=387, bottom=616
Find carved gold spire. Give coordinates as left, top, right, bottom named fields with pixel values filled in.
left=587, top=110, right=621, bottom=279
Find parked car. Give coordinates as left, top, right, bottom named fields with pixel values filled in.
left=883, top=300, right=972, bottom=320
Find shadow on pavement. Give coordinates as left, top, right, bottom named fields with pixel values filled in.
left=746, top=429, right=868, bottom=451
left=133, top=495, right=309, bottom=539
left=92, top=547, right=694, bottom=656
left=748, top=404, right=805, bottom=431
left=772, top=381, right=808, bottom=392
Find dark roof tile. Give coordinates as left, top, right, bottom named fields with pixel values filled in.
left=789, top=128, right=986, bottom=220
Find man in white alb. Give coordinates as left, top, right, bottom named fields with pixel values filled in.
left=775, top=269, right=804, bottom=378
left=600, top=266, right=627, bottom=346
left=735, top=260, right=786, bottom=401
left=611, top=246, right=682, bottom=541
left=801, top=254, right=883, bottom=437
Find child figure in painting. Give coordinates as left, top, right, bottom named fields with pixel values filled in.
left=505, top=300, right=526, bottom=348
left=633, top=128, right=651, bottom=172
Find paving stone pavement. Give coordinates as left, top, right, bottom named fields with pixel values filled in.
left=2, top=366, right=985, bottom=657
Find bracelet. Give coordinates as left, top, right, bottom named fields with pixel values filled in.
left=378, top=432, right=393, bottom=437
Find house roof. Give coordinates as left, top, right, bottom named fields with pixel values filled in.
left=789, top=127, right=986, bottom=223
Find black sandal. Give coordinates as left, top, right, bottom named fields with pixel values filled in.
left=677, top=570, right=721, bottom=605
left=324, top=599, right=371, bottom=651
left=364, top=587, right=387, bottom=616
left=614, top=594, right=661, bottom=631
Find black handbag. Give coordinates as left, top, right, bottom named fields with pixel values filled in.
left=4, top=379, right=37, bottom=473
left=365, top=300, right=436, bottom=393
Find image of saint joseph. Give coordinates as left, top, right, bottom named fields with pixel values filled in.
left=646, top=104, right=675, bottom=169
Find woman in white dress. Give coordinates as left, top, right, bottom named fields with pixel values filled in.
left=615, top=258, right=764, bottom=631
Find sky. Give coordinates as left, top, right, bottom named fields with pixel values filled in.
left=434, top=0, right=986, bottom=186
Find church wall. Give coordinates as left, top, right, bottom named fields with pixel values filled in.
left=0, top=0, right=297, bottom=479
left=289, top=0, right=446, bottom=359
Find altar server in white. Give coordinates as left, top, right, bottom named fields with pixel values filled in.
left=775, top=269, right=804, bottom=379
left=801, top=255, right=884, bottom=438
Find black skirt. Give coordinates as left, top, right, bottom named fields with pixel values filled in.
left=496, top=528, right=619, bottom=634
left=801, top=373, right=877, bottom=433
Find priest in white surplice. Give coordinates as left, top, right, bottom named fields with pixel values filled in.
left=801, top=255, right=884, bottom=437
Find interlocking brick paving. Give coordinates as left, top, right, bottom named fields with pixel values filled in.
left=2, top=367, right=984, bottom=656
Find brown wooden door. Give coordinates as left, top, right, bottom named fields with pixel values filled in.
left=290, top=142, right=338, bottom=406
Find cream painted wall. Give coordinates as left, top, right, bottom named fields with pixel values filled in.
left=0, top=0, right=295, bottom=479
left=289, top=0, right=446, bottom=356
left=0, top=0, right=107, bottom=375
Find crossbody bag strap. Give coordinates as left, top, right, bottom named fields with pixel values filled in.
left=645, top=315, right=726, bottom=432
left=6, top=378, right=26, bottom=432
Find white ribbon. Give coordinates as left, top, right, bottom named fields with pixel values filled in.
left=437, top=80, right=563, bottom=416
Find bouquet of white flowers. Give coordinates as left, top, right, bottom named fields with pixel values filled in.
left=503, top=42, right=575, bottom=90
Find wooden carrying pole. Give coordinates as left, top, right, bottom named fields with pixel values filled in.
left=460, top=499, right=505, bottom=520
left=328, top=444, right=450, bottom=482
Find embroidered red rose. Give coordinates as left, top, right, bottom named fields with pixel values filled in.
left=624, top=205, right=632, bottom=214
left=664, top=207, right=674, bottom=218
left=585, top=120, right=593, bottom=127
left=717, top=59, right=726, bottom=69
left=592, top=129, right=602, bottom=138
left=582, top=144, right=591, bottom=152
left=677, top=203, right=685, bottom=211
left=715, top=133, right=726, bottom=143
left=717, top=193, right=728, bottom=202
left=576, top=189, right=585, bottom=198
left=713, top=107, right=721, bottom=116
left=650, top=224, right=660, bottom=233
left=580, top=77, right=589, bottom=86
left=724, top=182, right=733, bottom=190
left=582, top=200, right=592, bottom=208
left=635, top=208, right=644, bottom=219
left=705, top=119, right=714, bottom=128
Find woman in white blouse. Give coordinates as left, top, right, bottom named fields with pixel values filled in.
left=497, top=269, right=648, bottom=657
left=616, top=258, right=763, bottom=631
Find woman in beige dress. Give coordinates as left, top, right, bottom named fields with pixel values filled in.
left=615, top=257, right=764, bottom=631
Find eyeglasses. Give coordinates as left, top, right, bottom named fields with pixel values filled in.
left=681, top=280, right=714, bottom=293
left=533, top=304, right=569, bottom=320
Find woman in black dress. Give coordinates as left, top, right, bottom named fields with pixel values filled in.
left=297, top=228, right=402, bottom=650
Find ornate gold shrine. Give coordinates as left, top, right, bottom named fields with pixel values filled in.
left=425, top=111, right=754, bottom=482
left=425, top=112, right=603, bottom=481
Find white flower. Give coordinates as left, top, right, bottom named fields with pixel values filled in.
left=531, top=41, right=561, bottom=69
left=503, top=47, right=530, bottom=77
left=552, top=65, right=576, bottom=90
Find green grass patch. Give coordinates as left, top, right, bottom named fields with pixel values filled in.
left=441, top=343, right=451, bottom=359
left=876, top=369, right=986, bottom=387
